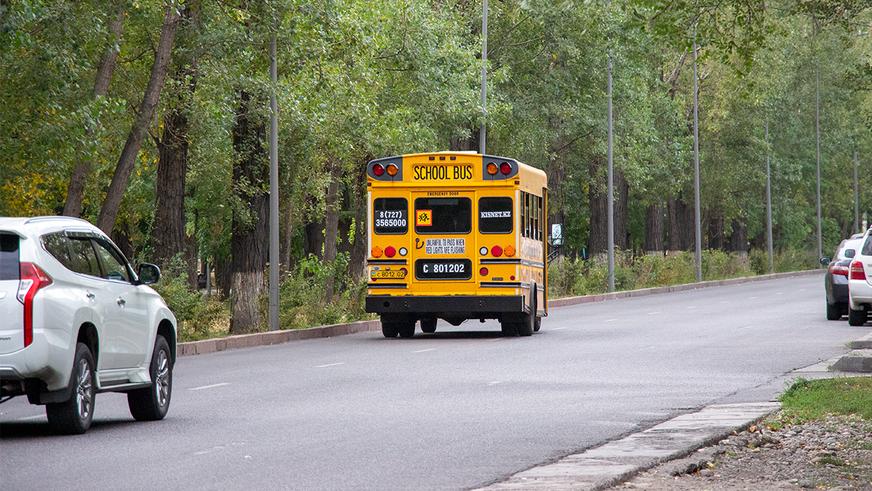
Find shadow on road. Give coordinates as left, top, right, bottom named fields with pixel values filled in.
left=0, top=419, right=133, bottom=439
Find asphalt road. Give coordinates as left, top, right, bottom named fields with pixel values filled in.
left=2, top=273, right=869, bottom=490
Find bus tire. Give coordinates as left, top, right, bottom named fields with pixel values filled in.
left=398, top=322, right=416, bottom=338
left=517, top=294, right=535, bottom=337
left=421, top=318, right=437, bottom=334
left=381, top=317, right=399, bottom=338
left=534, top=316, right=542, bottom=332
left=501, top=321, right=519, bottom=337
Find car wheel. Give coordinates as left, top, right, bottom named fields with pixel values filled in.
left=420, top=318, right=437, bottom=334
left=127, top=335, right=173, bottom=421
left=46, top=343, right=96, bottom=435
left=826, top=302, right=842, bottom=321
left=848, top=307, right=867, bottom=326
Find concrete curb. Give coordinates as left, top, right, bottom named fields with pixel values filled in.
left=177, top=269, right=822, bottom=358
left=547, top=269, right=822, bottom=309
left=848, top=332, right=872, bottom=350
left=177, top=319, right=380, bottom=357
left=477, top=402, right=781, bottom=490
left=829, top=349, right=872, bottom=373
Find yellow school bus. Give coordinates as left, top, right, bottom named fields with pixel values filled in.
left=364, top=151, right=547, bottom=338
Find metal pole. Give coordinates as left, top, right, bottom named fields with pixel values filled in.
left=268, top=34, right=280, bottom=331
left=855, top=149, right=860, bottom=233
left=606, top=6, right=615, bottom=293
left=765, top=121, right=774, bottom=274
left=814, top=18, right=823, bottom=260
left=479, top=0, right=487, bottom=155
left=692, top=31, right=702, bottom=282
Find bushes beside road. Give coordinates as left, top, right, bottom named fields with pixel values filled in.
left=158, top=248, right=817, bottom=342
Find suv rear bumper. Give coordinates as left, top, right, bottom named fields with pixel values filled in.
left=0, top=329, right=73, bottom=392
left=366, top=295, right=525, bottom=317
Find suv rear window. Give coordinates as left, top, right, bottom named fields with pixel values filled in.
left=43, top=233, right=102, bottom=277
left=414, top=197, right=471, bottom=234
left=0, top=234, right=19, bottom=281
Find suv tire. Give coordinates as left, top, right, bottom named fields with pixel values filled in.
left=46, top=343, right=96, bottom=435
left=128, top=335, right=173, bottom=421
left=848, top=307, right=867, bottom=326
left=826, top=302, right=842, bottom=321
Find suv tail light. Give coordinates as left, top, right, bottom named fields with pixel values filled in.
left=850, top=261, right=866, bottom=281
left=17, top=262, right=52, bottom=347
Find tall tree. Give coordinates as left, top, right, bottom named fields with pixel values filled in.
left=96, top=3, right=180, bottom=233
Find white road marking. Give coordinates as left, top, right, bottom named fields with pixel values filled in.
left=489, top=337, right=505, bottom=341
left=738, top=324, right=754, bottom=330
left=775, top=292, right=784, bottom=295
left=17, top=414, right=43, bottom=421
left=189, top=382, right=230, bottom=391
left=315, top=362, right=345, bottom=368
left=720, top=300, right=729, bottom=304
left=412, top=348, right=436, bottom=353
left=605, top=318, right=619, bottom=322
left=686, top=306, right=697, bottom=310
left=552, top=326, right=567, bottom=330
left=487, top=381, right=502, bottom=386
left=647, top=311, right=661, bottom=315
left=749, top=296, right=759, bottom=299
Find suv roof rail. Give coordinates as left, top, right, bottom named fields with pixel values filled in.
left=24, top=216, right=92, bottom=225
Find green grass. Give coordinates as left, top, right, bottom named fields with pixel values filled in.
left=780, top=377, right=872, bottom=422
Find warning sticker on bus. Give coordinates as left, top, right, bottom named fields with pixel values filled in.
left=425, top=238, right=465, bottom=255
left=416, top=209, right=433, bottom=227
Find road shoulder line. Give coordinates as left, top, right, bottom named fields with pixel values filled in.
left=476, top=402, right=780, bottom=491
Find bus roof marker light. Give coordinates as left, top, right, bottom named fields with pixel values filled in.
left=500, top=162, right=512, bottom=175
left=386, top=164, right=399, bottom=177
left=486, top=162, right=498, bottom=175
left=479, top=246, right=488, bottom=256
left=372, top=163, right=385, bottom=177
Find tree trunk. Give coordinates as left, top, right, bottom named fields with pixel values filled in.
left=587, top=157, right=607, bottom=256
left=708, top=214, right=725, bottom=250
left=667, top=197, right=693, bottom=251
left=152, top=3, right=199, bottom=284
left=615, top=171, right=629, bottom=250
left=304, top=220, right=324, bottom=258
left=323, top=161, right=342, bottom=302
left=63, top=4, right=126, bottom=217
left=97, top=5, right=180, bottom=233
left=229, top=90, right=269, bottom=335
left=644, top=203, right=665, bottom=253
left=337, top=182, right=353, bottom=256
left=729, top=220, right=748, bottom=255
left=349, top=164, right=368, bottom=281
left=281, top=198, right=295, bottom=272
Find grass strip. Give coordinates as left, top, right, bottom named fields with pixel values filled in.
left=780, top=377, right=872, bottom=422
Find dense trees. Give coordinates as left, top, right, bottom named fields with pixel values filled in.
left=0, top=0, right=869, bottom=332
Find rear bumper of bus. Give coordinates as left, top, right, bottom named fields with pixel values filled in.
left=365, top=295, right=525, bottom=315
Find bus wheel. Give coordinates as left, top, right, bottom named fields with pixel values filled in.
left=398, top=321, right=416, bottom=338
left=500, top=321, right=519, bottom=337
left=518, top=294, right=535, bottom=337
left=380, top=316, right=399, bottom=338
left=534, top=316, right=542, bottom=332
left=421, top=318, right=437, bottom=334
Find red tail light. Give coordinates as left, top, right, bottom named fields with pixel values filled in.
left=830, top=263, right=849, bottom=276
left=17, top=262, right=52, bottom=347
left=491, top=245, right=503, bottom=257
left=479, top=267, right=489, bottom=276
left=499, top=162, right=512, bottom=175
left=384, top=246, right=397, bottom=258
left=372, top=163, right=385, bottom=177
left=850, top=261, right=866, bottom=281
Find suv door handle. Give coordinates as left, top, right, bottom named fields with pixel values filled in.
left=116, top=297, right=126, bottom=306
left=86, top=292, right=95, bottom=300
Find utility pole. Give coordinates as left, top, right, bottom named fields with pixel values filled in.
left=268, top=34, right=279, bottom=332
left=765, top=121, right=774, bottom=274
left=606, top=1, right=615, bottom=293
left=479, top=0, right=487, bottom=155
left=855, top=149, right=860, bottom=233
left=692, top=30, right=702, bottom=282
left=814, top=17, right=823, bottom=260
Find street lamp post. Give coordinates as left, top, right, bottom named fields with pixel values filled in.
left=606, top=4, right=615, bottom=293
left=268, top=34, right=279, bottom=331
left=814, top=18, right=823, bottom=260
left=765, top=121, right=774, bottom=274
left=479, top=0, right=487, bottom=155
left=692, top=31, right=702, bottom=282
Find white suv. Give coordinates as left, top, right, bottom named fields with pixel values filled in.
left=847, top=229, right=872, bottom=326
left=0, top=216, right=177, bottom=434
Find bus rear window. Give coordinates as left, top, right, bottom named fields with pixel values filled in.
left=479, top=197, right=513, bottom=234
left=0, top=234, right=19, bottom=281
left=373, top=198, right=408, bottom=234
left=415, top=197, right=471, bottom=234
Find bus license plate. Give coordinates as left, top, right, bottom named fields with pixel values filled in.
left=415, top=259, right=472, bottom=280
left=371, top=269, right=407, bottom=280
left=425, top=238, right=465, bottom=255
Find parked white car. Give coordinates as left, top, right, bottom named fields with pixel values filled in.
left=847, top=229, right=872, bottom=326
left=0, top=216, right=177, bottom=434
